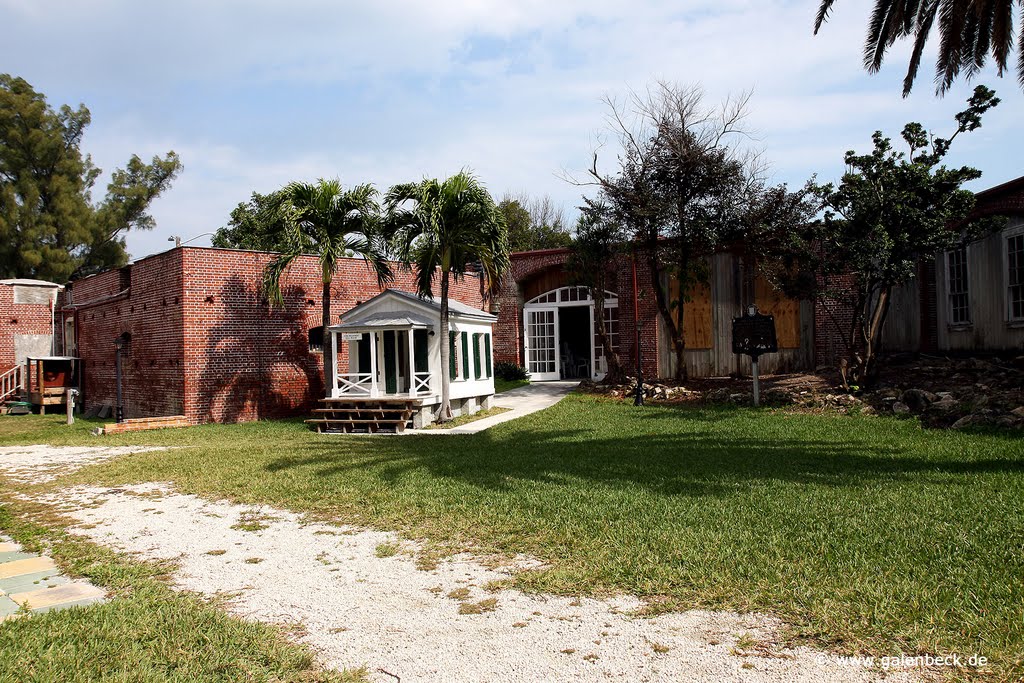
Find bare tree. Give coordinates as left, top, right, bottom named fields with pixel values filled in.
left=576, top=82, right=764, bottom=379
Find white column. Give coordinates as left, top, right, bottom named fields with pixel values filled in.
left=369, top=332, right=379, bottom=397
left=328, top=329, right=338, bottom=398
left=407, top=329, right=417, bottom=397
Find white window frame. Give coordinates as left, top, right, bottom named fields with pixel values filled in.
left=945, top=246, right=971, bottom=328
left=1004, top=222, right=1024, bottom=324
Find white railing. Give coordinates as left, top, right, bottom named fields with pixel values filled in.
left=0, top=365, right=22, bottom=402
left=412, top=372, right=432, bottom=396
left=335, top=372, right=373, bottom=396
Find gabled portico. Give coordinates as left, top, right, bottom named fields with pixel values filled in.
left=311, top=289, right=497, bottom=432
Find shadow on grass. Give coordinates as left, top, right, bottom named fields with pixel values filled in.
left=264, top=408, right=1024, bottom=498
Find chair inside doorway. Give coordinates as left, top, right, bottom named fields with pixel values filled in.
left=558, top=306, right=591, bottom=379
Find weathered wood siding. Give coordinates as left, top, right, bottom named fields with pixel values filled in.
left=658, top=253, right=814, bottom=377
left=935, top=216, right=1024, bottom=352
left=881, top=277, right=921, bottom=352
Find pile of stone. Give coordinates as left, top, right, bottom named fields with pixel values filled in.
left=577, top=354, right=1024, bottom=430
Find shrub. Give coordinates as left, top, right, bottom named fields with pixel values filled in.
left=495, top=362, right=529, bottom=381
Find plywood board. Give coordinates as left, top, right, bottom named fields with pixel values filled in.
left=669, top=279, right=713, bottom=350
left=754, top=276, right=800, bottom=349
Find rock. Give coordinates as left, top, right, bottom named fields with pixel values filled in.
left=892, top=401, right=911, bottom=414
left=901, top=389, right=937, bottom=412
left=951, top=415, right=978, bottom=429
left=1011, top=407, right=1024, bottom=418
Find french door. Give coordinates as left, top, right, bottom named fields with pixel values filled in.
left=524, top=308, right=560, bottom=381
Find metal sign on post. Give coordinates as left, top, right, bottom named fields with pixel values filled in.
left=731, top=306, right=778, bottom=406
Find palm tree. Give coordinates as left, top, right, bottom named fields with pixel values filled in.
left=815, top=0, right=1024, bottom=95
left=262, top=179, right=392, bottom=388
left=384, top=171, right=509, bottom=422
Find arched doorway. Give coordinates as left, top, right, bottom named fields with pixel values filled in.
left=523, top=286, right=618, bottom=381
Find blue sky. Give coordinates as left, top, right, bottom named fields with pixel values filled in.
left=3, top=0, right=1022, bottom=261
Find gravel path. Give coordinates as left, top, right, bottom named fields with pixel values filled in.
left=31, top=479, right=918, bottom=682
left=0, top=445, right=166, bottom=483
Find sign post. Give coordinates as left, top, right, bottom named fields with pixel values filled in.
left=731, top=306, right=778, bottom=407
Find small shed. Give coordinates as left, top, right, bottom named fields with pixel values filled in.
left=25, top=356, right=81, bottom=414
left=309, top=289, right=497, bottom=432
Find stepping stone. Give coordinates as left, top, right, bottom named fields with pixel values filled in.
left=0, top=596, right=20, bottom=618
left=9, top=583, right=105, bottom=610
left=0, top=557, right=56, bottom=580
left=0, top=542, right=22, bottom=553
left=0, top=551, right=34, bottom=563
left=0, top=572, right=69, bottom=595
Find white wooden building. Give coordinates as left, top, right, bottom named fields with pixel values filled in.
left=308, top=289, right=497, bottom=432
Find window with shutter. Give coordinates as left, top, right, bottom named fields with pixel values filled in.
left=449, top=331, right=457, bottom=380
left=484, top=334, right=492, bottom=378
left=461, top=332, right=469, bottom=380
left=473, top=333, right=482, bottom=379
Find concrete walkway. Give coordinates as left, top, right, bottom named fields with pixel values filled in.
left=0, top=535, right=105, bottom=622
left=423, top=381, right=578, bottom=435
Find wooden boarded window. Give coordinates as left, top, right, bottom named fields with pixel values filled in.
left=668, top=279, right=713, bottom=350
left=754, top=276, right=800, bottom=349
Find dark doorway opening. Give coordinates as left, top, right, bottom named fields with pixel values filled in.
left=558, top=305, right=591, bottom=379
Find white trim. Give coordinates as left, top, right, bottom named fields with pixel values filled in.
left=1004, top=222, right=1024, bottom=323
left=944, top=246, right=972, bottom=327
left=525, top=286, right=618, bottom=306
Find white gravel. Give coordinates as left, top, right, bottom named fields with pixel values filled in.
left=34, top=482, right=920, bottom=683
left=0, top=445, right=166, bottom=483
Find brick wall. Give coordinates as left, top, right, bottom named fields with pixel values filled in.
left=0, top=284, right=61, bottom=371
left=69, top=247, right=487, bottom=424
left=495, top=247, right=659, bottom=379
left=70, top=252, right=186, bottom=419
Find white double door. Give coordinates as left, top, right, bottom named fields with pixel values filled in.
left=526, top=306, right=603, bottom=382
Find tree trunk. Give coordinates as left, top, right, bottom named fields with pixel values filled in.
left=593, top=289, right=625, bottom=383
left=322, top=279, right=331, bottom=396
left=437, top=271, right=453, bottom=422
left=858, top=285, right=892, bottom=387
left=647, top=250, right=687, bottom=381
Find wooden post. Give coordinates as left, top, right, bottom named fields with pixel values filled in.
left=407, top=329, right=416, bottom=397
left=369, top=332, right=379, bottom=398
left=328, top=329, right=338, bottom=398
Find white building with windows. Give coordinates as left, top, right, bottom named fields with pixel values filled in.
left=882, top=175, right=1024, bottom=354
left=313, top=289, right=497, bottom=431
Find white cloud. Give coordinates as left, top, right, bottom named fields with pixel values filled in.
left=3, top=0, right=1020, bottom=263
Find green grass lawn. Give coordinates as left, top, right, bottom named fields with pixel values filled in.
left=2, top=395, right=1022, bottom=676
left=494, top=377, right=529, bottom=393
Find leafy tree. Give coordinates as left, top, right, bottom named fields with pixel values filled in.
left=0, top=74, right=181, bottom=282
left=814, top=0, right=1024, bottom=95
left=497, top=193, right=573, bottom=252
left=262, top=179, right=393, bottom=385
left=385, top=171, right=509, bottom=422
left=566, top=200, right=626, bottom=383
left=798, top=85, right=1000, bottom=387
left=212, top=191, right=294, bottom=252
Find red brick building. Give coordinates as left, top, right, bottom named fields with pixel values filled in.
left=494, top=246, right=814, bottom=381
left=63, top=247, right=486, bottom=424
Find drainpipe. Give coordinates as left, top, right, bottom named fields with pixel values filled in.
left=632, top=251, right=643, bottom=407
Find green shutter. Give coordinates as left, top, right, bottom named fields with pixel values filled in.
left=414, top=330, right=429, bottom=373
left=473, top=333, right=482, bottom=379
left=449, top=331, right=456, bottom=380
left=461, top=332, right=469, bottom=380
left=484, top=334, right=492, bottom=378
left=383, top=330, right=397, bottom=394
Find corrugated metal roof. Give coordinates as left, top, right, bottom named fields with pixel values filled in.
left=331, top=311, right=435, bottom=330
left=370, top=289, right=497, bottom=321
left=0, top=279, right=64, bottom=288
